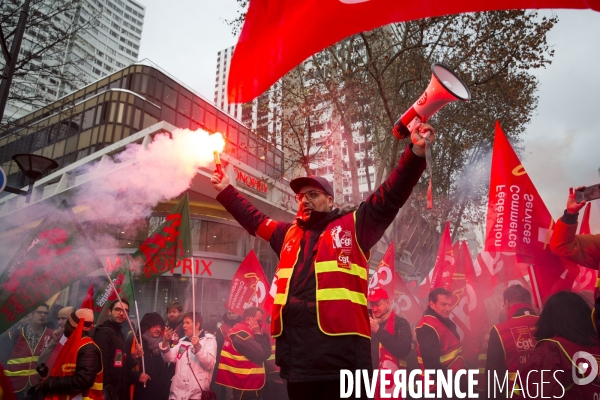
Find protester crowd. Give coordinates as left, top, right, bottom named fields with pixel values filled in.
left=0, top=121, right=599, bottom=400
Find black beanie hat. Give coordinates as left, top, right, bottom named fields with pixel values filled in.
left=140, top=312, right=165, bottom=334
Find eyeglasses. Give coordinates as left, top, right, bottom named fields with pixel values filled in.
left=295, top=190, right=325, bottom=203
left=113, top=307, right=129, bottom=314
left=35, top=311, right=49, bottom=316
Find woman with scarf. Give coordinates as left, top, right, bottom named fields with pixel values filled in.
left=127, top=312, right=170, bottom=400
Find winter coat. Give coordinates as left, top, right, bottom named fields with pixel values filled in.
left=216, top=144, right=426, bottom=382
left=160, top=332, right=217, bottom=400
left=93, top=320, right=137, bottom=400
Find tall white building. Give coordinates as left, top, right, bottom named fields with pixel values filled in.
left=215, top=46, right=281, bottom=146
left=1, top=0, right=145, bottom=124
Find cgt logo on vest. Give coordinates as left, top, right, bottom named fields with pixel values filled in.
left=573, top=351, right=600, bottom=386
left=511, top=326, right=535, bottom=351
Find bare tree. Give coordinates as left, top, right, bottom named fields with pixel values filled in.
left=0, top=0, right=100, bottom=130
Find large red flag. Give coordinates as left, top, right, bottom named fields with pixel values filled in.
left=475, top=251, right=529, bottom=290
left=393, top=272, right=423, bottom=326
left=485, top=122, right=576, bottom=306
left=227, top=250, right=272, bottom=316
left=448, top=242, right=490, bottom=365
left=418, top=222, right=454, bottom=299
left=369, top=242, right=423, bottom=324
left=228, top=0, right=600, bottom=103
left=368, top=242, right=396, bottom=299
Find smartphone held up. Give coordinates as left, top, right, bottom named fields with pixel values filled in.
left=576, top=184, right=600, bottom=203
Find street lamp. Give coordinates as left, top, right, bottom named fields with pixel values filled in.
left=2, top=154, right=58, bottom=203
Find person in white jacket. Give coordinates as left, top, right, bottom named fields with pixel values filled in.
left=160, top=312, right=217, bottom=400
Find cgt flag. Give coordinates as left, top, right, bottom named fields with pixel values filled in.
left=227, top=0, right=600, bottom=103
left=227, top=250, right=272, bottom=316
left=368, top=242, right=396, bottom=300
left=418, top=222, right=454, bottom=299
left=0, top=200, right=103, bottom=333
left=134, top=193, right=192, bottom=284
left=485, top=122, right=576, bottom=306
left=447, top=242, right=490, bottom=365
left=393, top=271, right=422, bottom=326
left=93, top=256, right=136, bottom=325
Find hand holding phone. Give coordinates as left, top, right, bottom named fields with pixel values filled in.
left=576, top=184, right=600, bottom=203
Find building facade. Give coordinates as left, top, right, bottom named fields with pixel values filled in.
left=0, top=63, right=292, bottom=321
left=1, top=0, right=144, bottom=124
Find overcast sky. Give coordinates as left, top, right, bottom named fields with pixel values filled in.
left=136, top=2, right=600, bottom=232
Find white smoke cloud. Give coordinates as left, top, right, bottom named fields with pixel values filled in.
left=74, top=128, right=224, bottom=226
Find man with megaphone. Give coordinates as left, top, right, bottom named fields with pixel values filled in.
left=212, top=121, right=433, bottom=400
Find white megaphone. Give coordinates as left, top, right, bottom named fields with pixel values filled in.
left=392, top=63, right=471, bottom=139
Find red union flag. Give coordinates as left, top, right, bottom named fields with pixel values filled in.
left=369, top=242, right=422, bottom=324
left=393, top=272, right=422, bottom=326
left=448, top=242, right=490, bottom=364
left=227, top=250, right=272, bottom=316
left=368, top=242, right=396, bottom=298
left=418, top=222, right=454, bottom=299
left=228, top=0, right=600, bottom=103
left=486, top=122, right=575, bottom=305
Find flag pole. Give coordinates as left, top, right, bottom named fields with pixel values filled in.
left=192, top=256, right=196, bottom=336
left=134, top=300, right=146, bottom=386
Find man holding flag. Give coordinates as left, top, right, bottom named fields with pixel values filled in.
left=212, top=122, right=433, bottom=398
left=41, top=308, right=103, bottom=400
left=93, top=300, right=144, bottom=400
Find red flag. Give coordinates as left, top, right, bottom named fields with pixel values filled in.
left=485, top=122, right=576, bottom=306
left=227, top=250, right=272, bottom=316
left=369, top=242, right=423, bottom=325
left=81, top=285, right=94, bottom=309
left=418, top=222, right=454, bottom=299
left=368, top=242, right=396, bottom=299
left=393, top=272, right=423, bottom=325
left=474, top=251, right=529, bottom=290
left=228, top=0, right=600, bottom=103
left=448, top=242, right=490, bottom=365
left=579, top=202, right=592, bottom=235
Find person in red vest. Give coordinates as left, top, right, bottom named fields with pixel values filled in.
left=38, top=307, right=75, bottom=369
left=415, top=288, right=467, bottom=398
left=549, top=187, right=600, bottom=271
left=214, top=310, right=241, bottom=400
left=368, top=287, right=412, bottom=399
left=41, top=308, right=103, bottom=400
left=216, top=307, right=271, bottom=400
left=212, top=122, right=434, bottom=400
left=522, top=291, right=600, bottom=399
left=0, top=304, right=54, bottom=400
left=485, top=284, right=538, bottom=399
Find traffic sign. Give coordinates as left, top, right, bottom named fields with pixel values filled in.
left=0, top=167, right=6, bottom=194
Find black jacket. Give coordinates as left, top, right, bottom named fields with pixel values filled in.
left=42, top=332, right=102, bottom=395
left=126, top=336, right=171, bottom=400
left=370, top=313, right=412, bottom=368
left=93, top=320, right=137, bottom=400
left=216, top=145, right=426, bottom=382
